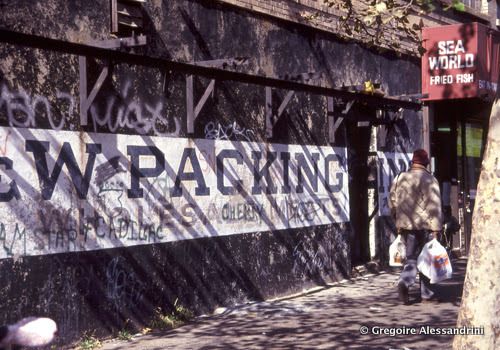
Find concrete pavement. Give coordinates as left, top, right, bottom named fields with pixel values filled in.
left=95, top=258, right=467, bottom=350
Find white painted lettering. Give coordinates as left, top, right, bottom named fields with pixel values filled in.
left=0, top=127, right=350, bottom=259
left=429, top=75, right=454, bottom=85
left=429, top=57, right=439, bottom=70
left=429, top=40, right=474, bottom=71
left=445, top=40, right=455, bottom=55
left=455, top=40, right=465, bottom=54
left=448, top=55, right=458, bottom=69
left=465, top=53, right=474, bottom=68
left=456, top=73, right=474, bottom=84
left=438, top=41, right=447, bottom=55
left=438, top=56, right=449, bottom=69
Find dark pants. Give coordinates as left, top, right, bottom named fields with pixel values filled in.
left=398, top=230, right=435, bottom=300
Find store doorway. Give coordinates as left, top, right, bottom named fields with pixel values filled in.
left=456, top=119, right=486, bottom=254
left=431, top=100, right=490, bottom=256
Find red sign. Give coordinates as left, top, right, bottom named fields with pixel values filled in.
left=422, top=22, right=499, bottom=101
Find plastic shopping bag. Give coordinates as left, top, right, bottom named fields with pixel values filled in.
left=389, top=234, right=406, bottom=267
left=417, top=238, right=453, bottom=284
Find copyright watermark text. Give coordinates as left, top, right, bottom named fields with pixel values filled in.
left=359, top=325, right=484, bottom=336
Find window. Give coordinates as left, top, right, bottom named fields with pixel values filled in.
left=497, top=0, right=500, bottom=26
left=111, top=0, right=146, bottom=36
left=461, top=0, right=481, bottom=11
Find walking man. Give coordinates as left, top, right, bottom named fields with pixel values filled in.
left=389, top=149, right=443, bottom=304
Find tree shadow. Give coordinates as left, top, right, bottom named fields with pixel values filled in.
left=97, top=259, right=466, bottom=350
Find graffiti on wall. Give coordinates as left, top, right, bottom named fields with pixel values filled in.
left=34, top=255, right=145, bottom=336
left=204, top=121, right=255, bottom=142
left=88, top=81, right=181, bottom=136
left=0, top=84, right=74, bottom=130
left=0, top=82, right=181, bottom=136
left=377, top=152, right=412, bottom=216
left=0, top=127, right=349, bottom=259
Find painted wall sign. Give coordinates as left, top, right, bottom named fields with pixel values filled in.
left=0, top=127, right=349, bottom=259
left=377, top=152, right=412, bottom=216
left=422, top=22, right=499, bottom=100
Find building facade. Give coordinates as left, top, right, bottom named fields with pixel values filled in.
left=0, top=0, right=498, bottom=346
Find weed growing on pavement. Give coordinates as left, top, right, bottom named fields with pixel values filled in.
left=117, top=329, right=133, bottom=341
left=78, top=332, right=102, bottom=350
left=116, top=319, right=134, bottom=341
left=149, top=298, right=194, bottom=330
left=149, top=307, right=177, bottom=330
left=173, top=298, right=194, bottom=321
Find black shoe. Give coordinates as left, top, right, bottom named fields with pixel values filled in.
left=398, top=282, right=409, bottom=305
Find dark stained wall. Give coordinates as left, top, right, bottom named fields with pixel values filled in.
left=0, top=0, right=422, bottom=347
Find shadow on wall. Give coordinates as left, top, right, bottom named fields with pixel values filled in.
left=0, top=223, right=350, bottom=347
left=0, top=2, right=385, bottom=347
left=98, top=259, right=467, bottom=350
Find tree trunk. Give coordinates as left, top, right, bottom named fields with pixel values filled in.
left=453, top=97, right=500, bottom=349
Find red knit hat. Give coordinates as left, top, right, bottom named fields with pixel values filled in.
left=412, top=149, right=429, bottom=166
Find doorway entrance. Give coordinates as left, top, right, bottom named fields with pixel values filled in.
left=431, top=99, right=490, bottom=255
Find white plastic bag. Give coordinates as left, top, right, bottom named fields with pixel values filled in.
left=389, top=234, right=406, bottom=267
left=417, top=238, right=453, bottom=284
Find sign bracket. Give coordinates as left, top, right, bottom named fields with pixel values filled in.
left=186, top=75, right=215, bottom=134
left=79, top=57, right=110, bottom=126
left=79, top=35, right=147, bottom=126
left=266, top=72, right=322, bottom=139
left=328, top=98, right=354, bottom=144
left=265, top=87, right=295, bottom=139
left=186, top=58, right=249, bottom=134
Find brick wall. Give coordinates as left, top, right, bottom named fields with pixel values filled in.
left=216, top=0, right=466, bottom=56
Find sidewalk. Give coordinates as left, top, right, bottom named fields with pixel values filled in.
left=97, top=258, right=467, bottom=350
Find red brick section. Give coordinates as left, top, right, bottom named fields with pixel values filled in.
left=216, top=0, right=458, bottom=56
